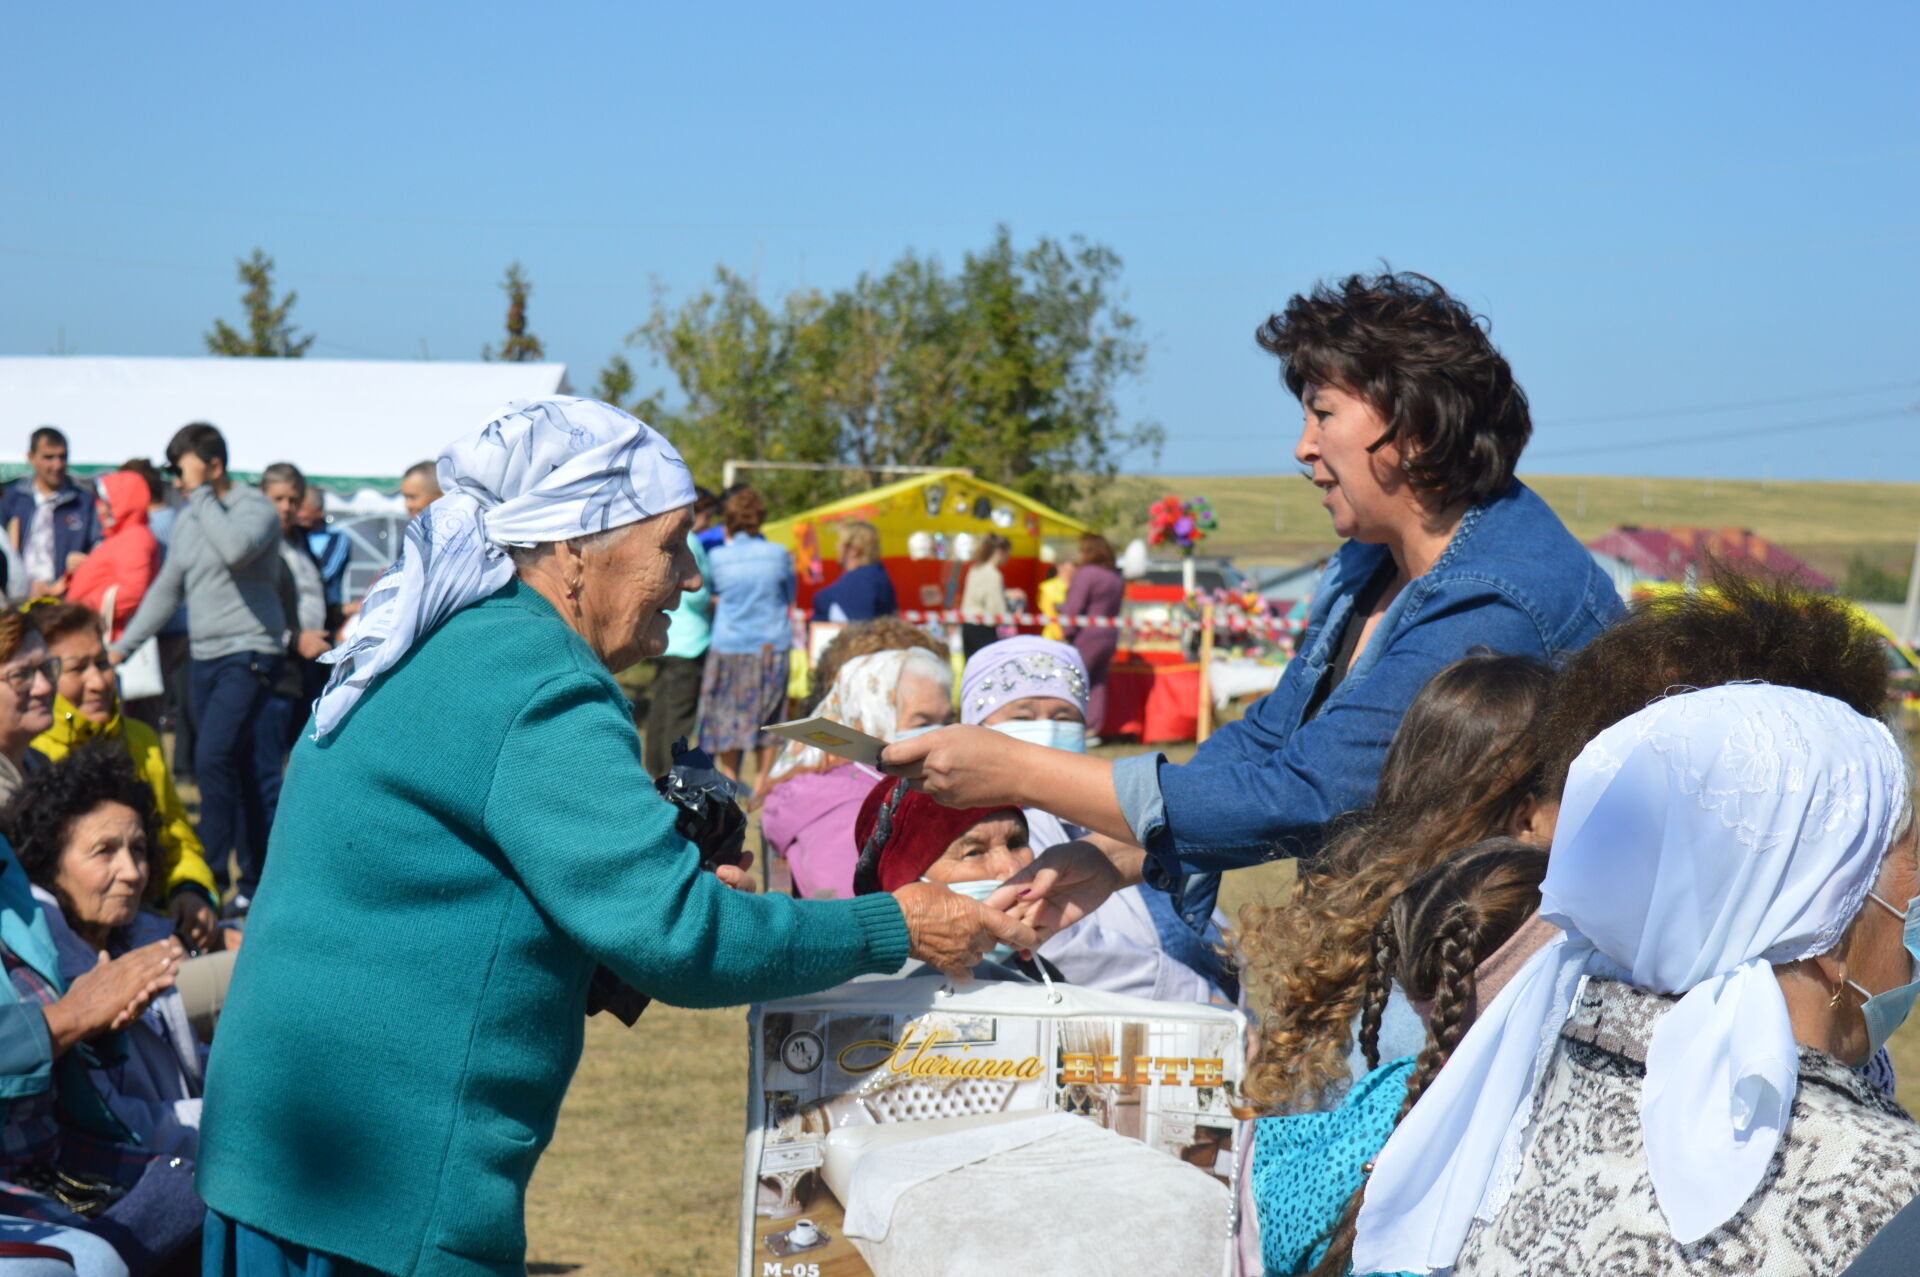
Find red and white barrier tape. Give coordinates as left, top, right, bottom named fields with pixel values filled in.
left=791, top=607, right=1303, bottom=636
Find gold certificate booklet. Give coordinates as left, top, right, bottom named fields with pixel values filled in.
left=763, top=717, right=890, bottom=769
left=740, top=976, right=1247, bottom=1277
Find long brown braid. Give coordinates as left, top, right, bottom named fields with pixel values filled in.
left=1355, top=916, right=1399, bottom=1073
left=1304, top=837, right=1549, bottom=1277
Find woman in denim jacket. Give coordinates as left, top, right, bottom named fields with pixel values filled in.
left=884, top=271, right=1622, bottom=931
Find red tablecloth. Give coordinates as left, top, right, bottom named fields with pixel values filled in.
left=1103, top=663, right=1201, bottom=743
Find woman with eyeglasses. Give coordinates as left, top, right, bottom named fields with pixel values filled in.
left=0, top=610, right=60, bottom=806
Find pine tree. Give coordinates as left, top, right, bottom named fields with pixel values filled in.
left=205, top=249, right=314, bottom=357
left=482, top=262, right=545, bottom=362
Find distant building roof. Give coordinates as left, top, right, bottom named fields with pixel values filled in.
left=1248, top=557, right=1329, bottom=604
left=0, top=356, right=570, bottom=486
left=1585, top=525, right=1834, bottom=591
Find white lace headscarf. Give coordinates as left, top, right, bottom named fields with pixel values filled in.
left=765, top=647, right=952, bottom=784
left=311, top=396, right=694, bottom=739
left=1354, top=682, right=1909, bottom=1272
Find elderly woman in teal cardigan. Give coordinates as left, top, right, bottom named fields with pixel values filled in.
left=196, top=398, right=1033, bottom=1277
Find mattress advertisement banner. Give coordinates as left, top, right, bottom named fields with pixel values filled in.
left=739, top=975, right=1246, bottom=1277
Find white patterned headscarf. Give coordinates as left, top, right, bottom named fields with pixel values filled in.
left=765, top=647, right=952, bottom=784
left=1354, top=683, right=1909, bottom=1272
left=311, top=396, right=695, bottom=739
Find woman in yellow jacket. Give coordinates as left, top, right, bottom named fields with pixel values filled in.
left=25, top=601, right=222, bottom=948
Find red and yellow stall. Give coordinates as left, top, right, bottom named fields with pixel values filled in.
left=763, top=469, right=1089, bottom=615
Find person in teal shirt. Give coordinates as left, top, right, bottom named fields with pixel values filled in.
left=197, top=398, right=1032, bottom=1277
left=641, top=488, right=714, bottom=779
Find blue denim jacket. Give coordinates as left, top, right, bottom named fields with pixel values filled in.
left=1114, top=481, right=1621, bottom=891
left=707, top=534, right=797, bottom=653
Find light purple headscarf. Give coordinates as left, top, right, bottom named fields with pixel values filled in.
left=960, top=637, right=1090, bottom=725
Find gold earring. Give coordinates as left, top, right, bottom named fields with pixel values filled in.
left=1829, top=986, right=1846, bottom=1009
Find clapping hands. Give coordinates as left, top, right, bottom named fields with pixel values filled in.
left=45, top=937, right=184, bottom=1052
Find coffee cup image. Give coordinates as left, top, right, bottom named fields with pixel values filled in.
left=789, top=1220, right=823, bottom=1248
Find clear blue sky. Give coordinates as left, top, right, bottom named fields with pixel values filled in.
left=6, top=2, right=1916, bottom=480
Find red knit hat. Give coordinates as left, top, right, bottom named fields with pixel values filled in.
left=851, top=776, right=1023, bottom=895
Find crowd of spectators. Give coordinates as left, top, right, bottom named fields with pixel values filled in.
left=0, top=423, right=430, bottom=1275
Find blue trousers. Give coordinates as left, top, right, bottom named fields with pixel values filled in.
left=189, top=654, right=284, bottom=900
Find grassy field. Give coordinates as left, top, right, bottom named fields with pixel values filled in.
left=1090, top=473, right=1920, bottom=584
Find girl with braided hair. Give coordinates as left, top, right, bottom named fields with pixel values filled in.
left=1250, top=837, right=1548, bottom=1277
left=1239, top=652, right=1552, bottom=1118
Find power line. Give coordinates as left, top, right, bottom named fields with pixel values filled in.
left=1538, top=378, right=1920, bottom=427
left=1525, top=407, right=1915, bottom=461
left=1176, top=378, right=1920, bottom=443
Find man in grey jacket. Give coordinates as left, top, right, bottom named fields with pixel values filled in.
left=114, top=423, right=286, bottom=913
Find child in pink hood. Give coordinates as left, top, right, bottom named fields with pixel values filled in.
left=67, top=470, right=161, bottom=640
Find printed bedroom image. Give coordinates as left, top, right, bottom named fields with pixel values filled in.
left=747, top=1005, right=1242, bottom=1277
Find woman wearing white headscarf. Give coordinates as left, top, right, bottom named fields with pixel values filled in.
left=1353, top=683, right=1920, bottom=1277
left=193, top=399, right=1034, bottom=1277
left=760, top=644, right=954, bottom=899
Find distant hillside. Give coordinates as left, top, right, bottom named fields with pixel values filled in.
left=1087, top=474, right=1920, bottom=590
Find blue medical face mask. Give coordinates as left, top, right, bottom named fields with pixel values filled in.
left=933, top=876, right=1015, bottom=963
left=987, top=718, right=1087, bottom=754
left=891, top=724, right=940, bottom=743
left=1845, top=887, right=1920, bottom=1062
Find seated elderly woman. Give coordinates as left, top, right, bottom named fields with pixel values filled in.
left=0, top=612, right=57, bottom=808
left=197, top=398, right=1031, bottom=1276
left=1352, top=683, right=1920, bottom=1277
left=849, top=765, right=1228, bottom=1001
left=25, top=602, right=223, bottom=953
left=0, top=769, right=192, bottom=1277
left=7, top=744, right=208, bottom=1160
left=960, top=637, right=1230, bottom=1002
left=760, top=636, right=954, bottom=899
left=849, top=778, right=1043, bottom=975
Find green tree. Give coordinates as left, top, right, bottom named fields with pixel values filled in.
left=482, top=262, right=545, bottom=362
left=623, top=227, right=1157, bottom=514
left=628, top=271, right=840, bottom=510
left=204, top=248, right=313, bottom=357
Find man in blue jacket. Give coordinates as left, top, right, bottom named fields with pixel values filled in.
left=0, top=427, right=103, bottom=595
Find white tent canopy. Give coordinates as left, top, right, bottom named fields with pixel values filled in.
left=0, top=356, right=570, bottom=485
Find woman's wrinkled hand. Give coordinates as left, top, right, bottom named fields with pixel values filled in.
left=48, top=938, right=184, bottom=1050
left=892, top=881, right=1039, bottom=979
left=985, top=840, right=1128, bottom=945
left=879, top=725, right=1031, bottom=811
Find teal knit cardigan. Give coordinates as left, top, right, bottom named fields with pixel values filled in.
left=198, top=580, right=910, bottom=1276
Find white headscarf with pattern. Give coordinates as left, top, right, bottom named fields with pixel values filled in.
left=311, top=397, right=694, bottom=738
left=766, top=647, right=952, bottom=784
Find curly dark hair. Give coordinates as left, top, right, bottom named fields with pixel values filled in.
left=3, top=742, right=161, bottom=892
left=1238, top=651, right=1550, bottom=1113
left=1306, top=836, right=1549, bottom=1277
left=1534, top=572, right=1889, bottom=801
left=1256, top=271, right=1530, bottom=508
